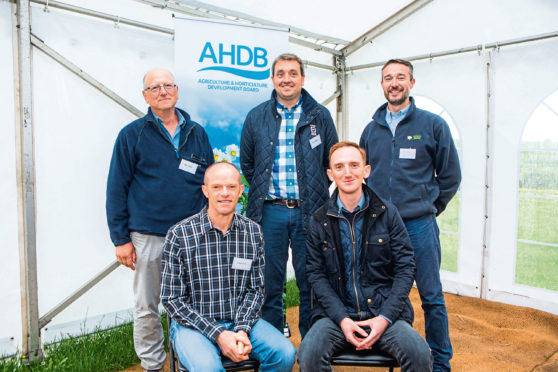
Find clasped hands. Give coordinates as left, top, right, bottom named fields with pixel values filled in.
left=216, top=330, right=252, bottom=362
left=340, top=316, right=389, bottom=350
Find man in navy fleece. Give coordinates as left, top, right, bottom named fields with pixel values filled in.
left=106, top=68, right=213, bottom=372
left=359, top=59, right=461, bottom=371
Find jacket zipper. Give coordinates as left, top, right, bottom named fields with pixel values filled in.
left=339, top=208, right=365, bottom=313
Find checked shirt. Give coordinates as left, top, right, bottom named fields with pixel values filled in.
left=267, top=98, right=302, bottom=200
left=160, top=207, right=265, bottom=342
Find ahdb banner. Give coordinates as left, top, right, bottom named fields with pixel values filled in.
left=174, top=16, right=288, bottom=169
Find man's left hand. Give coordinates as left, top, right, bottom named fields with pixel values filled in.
left=235, top=330, right=252, bottom=357
left=353, top=316, right=389, bottom=350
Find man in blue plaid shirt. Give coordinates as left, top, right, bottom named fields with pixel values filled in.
left=241, top=54, right=338, bottom=339
left=161, top=162, right=296, bottom=371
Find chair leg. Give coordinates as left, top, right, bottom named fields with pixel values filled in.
left=167, top=315, right=176, bottom=372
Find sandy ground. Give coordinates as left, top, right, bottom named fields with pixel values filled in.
left=124, top=288, right=558, bottom=371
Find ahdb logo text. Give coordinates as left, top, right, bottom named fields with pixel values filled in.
left=197, top=42, right=269, bottom=80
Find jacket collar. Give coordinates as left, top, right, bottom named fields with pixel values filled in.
left=146, top=107, right=193, bottom=128
left=145, top=106, right=195, bottom=147
left=270, top=88, right=319, bottom=116
left=373, top=96, right=416, bottom=127
left=324, top=185, right=386, bottom=220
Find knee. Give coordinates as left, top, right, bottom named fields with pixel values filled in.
left=277, top=342, right=297, bottom=371
left=264, top=340, right=296, bottom=371
left=184, top=357, right=224, bottom=372
left=398, top=334, right=433, bottom=371
left=298, top=337, right=323, bottom=370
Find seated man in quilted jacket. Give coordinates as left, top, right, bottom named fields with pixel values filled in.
left=298, top=141, right=432, bottom=372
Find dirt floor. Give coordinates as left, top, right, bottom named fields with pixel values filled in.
left=124, top=288, right=558, bottom=371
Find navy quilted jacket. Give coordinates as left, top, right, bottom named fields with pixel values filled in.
left=307, top=185, right=415, bottom=326
left=240, top=89, right=338, bottom=228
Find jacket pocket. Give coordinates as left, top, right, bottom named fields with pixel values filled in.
left=322, top=243, right=339, bottom=274
left=365, top=234, right=391, bottom=264
left=184, top=153, right=208, bottom=166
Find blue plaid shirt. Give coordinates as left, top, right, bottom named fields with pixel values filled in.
left=268, top=97, right=302, bottom=200
left=160, top=207, right=265, bottom=342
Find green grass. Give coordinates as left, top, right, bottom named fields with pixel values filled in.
left=515, top=188, right=558, bottom=290
left=440, top=233, right=458, bottom=272
left=437, top=194, right=460, bottom=273
left=517, top=193, right=558, bottom=242
left=0, top=314, right=169, bottom=372
left=515, top=242, right=558, bottom=291
left=285, top=278, right=300, bottom=308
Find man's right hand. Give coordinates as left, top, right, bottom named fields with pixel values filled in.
left=216, top=330, right=250, bottom=363
left=116, top=241, right=136, bottom=270
left=340, top=317, right=369, bottom=348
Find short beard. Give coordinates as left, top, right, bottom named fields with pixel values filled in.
left=384, top=89, right=409, bottom=106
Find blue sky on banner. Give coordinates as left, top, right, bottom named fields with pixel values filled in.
left=174, top=17, right=288, bottom=167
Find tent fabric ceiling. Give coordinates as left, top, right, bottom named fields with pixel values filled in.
left=179, top=0, right=414, bottom=43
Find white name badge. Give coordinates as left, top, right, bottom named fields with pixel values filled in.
left=232, top=257, right=253, bottom=271
left=309, top=134, right=322, bottom=149
left=179, top=159, right=198, bottom=174
left=399, top=148, right=416, bottom=160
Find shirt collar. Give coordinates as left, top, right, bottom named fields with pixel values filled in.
left=336, top=192, right=366, bottom=214
left=386, top=103, right=410, bottom=121
left=276, top=95, right=303, bottom=112
left=152, top=108, right=186, bottom=128
left=199, top=206, right=241, bottom=235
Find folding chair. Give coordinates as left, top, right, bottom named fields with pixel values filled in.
left=309, top=289, right=400, bottom=371
left=331, top=347, right=400, bottom=371
left=167, top=316, right=260, bottom=372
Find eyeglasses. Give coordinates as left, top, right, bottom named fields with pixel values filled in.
left=144, top=83, right=177, bottom=95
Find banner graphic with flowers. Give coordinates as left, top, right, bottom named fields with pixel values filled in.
left=174, top=16, right=288, bottom=173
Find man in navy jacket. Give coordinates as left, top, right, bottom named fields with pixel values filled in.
left=240, top=53, right=338, bottom=338
left=106, top=68, right=213, bottom=372
left=359, top=59, right=461, bottom=371
left=298, top=141, right=431, bottom=371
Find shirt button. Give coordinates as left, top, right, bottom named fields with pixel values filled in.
left=367, top=298, right=372, bottom=303
left=378, top=238, right=383, bottom=243
left=372, top=214, right=377, bottom=217
left=381, top=205, right=386, bottom=209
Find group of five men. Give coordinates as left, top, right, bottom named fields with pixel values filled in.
left=106, top=53, right=461, bottom=372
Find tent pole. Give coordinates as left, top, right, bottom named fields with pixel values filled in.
left=30, top=34, right=144, bottom=118
left=334, top=54, right=348, bottom=140
left=480, top=51, right=493, bottom=299
left=341, top=0, right=432, bottom=56
left=15, top=0, right=43, bottom=362
left=347, top=30, right=558, bottom=72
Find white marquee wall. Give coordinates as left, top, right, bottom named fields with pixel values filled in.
left=346, top=0, right=558, bottom=314
left=0, top=1, right=23, bottom=357
left=487, top=38, right=558, bottom=313
left=1, top=0, right=557, bottom=356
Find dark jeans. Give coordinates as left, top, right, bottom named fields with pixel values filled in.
left=404, top=214, right=453, bottom=371
left=298, top=317, right=432, bottom=372
left=260, top=203, right=311, bottom=339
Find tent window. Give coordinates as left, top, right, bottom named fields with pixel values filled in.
left=516, top=90, right=558, bottom=291
left=414, top=96, right=461, bottom=273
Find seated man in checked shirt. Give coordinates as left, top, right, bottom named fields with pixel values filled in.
left=161, top=162, right=296, bottom=372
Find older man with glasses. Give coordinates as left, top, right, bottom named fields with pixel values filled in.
left=106, top=68, right=214, bottom=372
